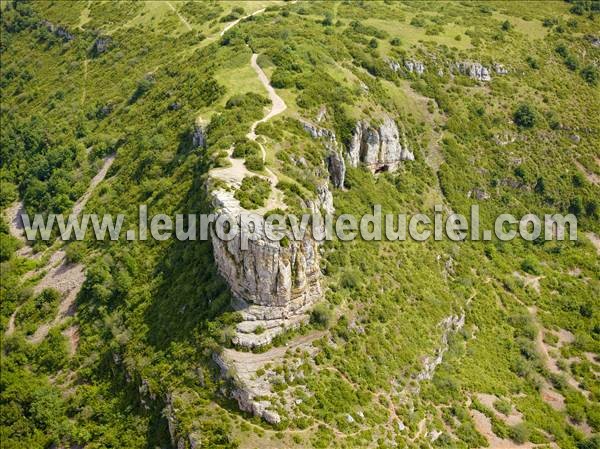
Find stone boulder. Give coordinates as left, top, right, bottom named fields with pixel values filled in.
left=454, top=61, right=491, bottom=81
left=405, top=60, right=425, bottom=75
left=92, top=36, right=111, bottom=55
left=348, top=116, right=414, bottom=173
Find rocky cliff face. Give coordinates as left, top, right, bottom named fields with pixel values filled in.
left=300, top=119, right=346, bottom=188
left=210, top=189, right=321, bottom=348
left=348, top=116, right=414, bottom=172
left=326, top=145, right=346, bottom=189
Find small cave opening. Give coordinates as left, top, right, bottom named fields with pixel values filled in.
left=375, top=165, right=389, bottom=174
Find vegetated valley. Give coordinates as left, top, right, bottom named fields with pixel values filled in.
left=0, top=1, right=599, bottom=448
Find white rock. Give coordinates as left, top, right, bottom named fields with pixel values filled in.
left=347, top=116, right=414, bottom=173
left=455, top=61, right=491, bottom=81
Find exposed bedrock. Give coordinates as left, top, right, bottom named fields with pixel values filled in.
left=454, top=61, right=491, bottom=81
left=210, top=190, right=322, bottom=348
left=300, top=119, right=346, bottom=188
left=348, top=116, right=414, bottom=172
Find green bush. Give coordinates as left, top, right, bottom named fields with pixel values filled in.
left=521, top=256, right=541, bottom=275
left=245, top=154, right=264, bottom=171
left=234, top=176, right=271, bottom=209
left=310, top=303, right=332, bottom=329
left=509, top=423, right=530, bottom=444
left=581, top=65, right=598, bottom=86
left=513, top=104, right=537, bottom=128
left=232, top=138, right=260, bottom=158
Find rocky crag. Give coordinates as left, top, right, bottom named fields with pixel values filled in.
left=203, top=55, right=325, bottom=350
left=209, top=201, right=322, bottom=348
left=300, top=119, right=346, bottom=188
left=348, top=116, right=415, bottom=173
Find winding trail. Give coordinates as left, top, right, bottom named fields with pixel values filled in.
left=247, top=53, right=286, bottom=193
left=248, top=53, right=287, bottom=143
left=209, top=52, right=287, bottom=212
left=220, top=8, right=266, bottom=37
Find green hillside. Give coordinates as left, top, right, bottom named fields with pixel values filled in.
left=1, top=1, right=598, bottom=448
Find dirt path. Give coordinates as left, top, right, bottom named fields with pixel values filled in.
left=470, top=409, right=551, bottom=449
left=220, top=8, right=266, bottom=37
left=528, top=306, right=590, bottom=399
left=209, top=53, right=287, bottom=212
left=166, top=1, right=192, bottom=32
left=72, top=155, right=115, bottom=217
left=27, top=250, right=85, bottom=343
left=574, top=160, right=599, bottom=186
left=3, top=201, right=37, bottom=258
left=248, top=53, right=287, bottom=147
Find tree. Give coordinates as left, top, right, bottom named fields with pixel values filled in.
left=513, top=104, right=536, bottom=128
left=369, top=38, right=378, bottom=48
left=502, top=20, right=512, bottom=31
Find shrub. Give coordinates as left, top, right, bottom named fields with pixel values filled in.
left=494, top=399, right=512, bottom=415
left=509, top=423, right=530, bottom=444
left=245, top=154, right=264, bottom=171
left=581, top=65, right=598, bottom=86
left=310, top=304, right=332, bottom=329
left=232, top=138, right=260, bottom=158
left=521, top=256, right=541, bottom=275
left=65, top=242, right=86, bottom=264
left=340, top=269, right=360, bottom=289
left=234, top=176, right=270, bottom=209
left=555, top=44, right=569, bottom=58
left=513, top=104, right=537, bottom=128
left=526, top=57, right=539, bottom=69
left=564, top=55, right=578, bottom=71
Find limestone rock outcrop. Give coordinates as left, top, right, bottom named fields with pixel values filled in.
left=326, top=144, right=346, bottom=189
left=316, top=183, right=335, bottom=215
left=300, top=119, right=335, bottom=140
left=41, top=20, right=74, bottom=41
left=493, top=63, right=508, bottom=75
left=92, top=36, right=111, bottom=55
left=348, top=116, right=414, bottom=172
left=300, top=119, right=346, bottom=188
left=387, top=58, right=402, bottom=72
left=454, top=61, right=491, bottom=81
left=210, top=189, right=321, bottom=348
left=405, top=60, right=425, bottom=75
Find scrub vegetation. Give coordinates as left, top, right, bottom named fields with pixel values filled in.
left=1, top=1, right=598, bottom=449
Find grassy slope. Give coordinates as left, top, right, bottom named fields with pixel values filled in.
left=0, top=1, right=598, bottom=449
